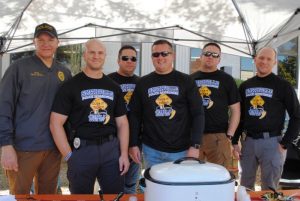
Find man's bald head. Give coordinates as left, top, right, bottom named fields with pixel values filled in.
left=254, top=47, right=277, bottom=77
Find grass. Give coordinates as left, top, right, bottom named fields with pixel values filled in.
left=0, top=169, right=8, bottom=191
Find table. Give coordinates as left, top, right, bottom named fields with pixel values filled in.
left=15, top=194, right=143, bottom=201
left=14, top=189, right=300, bottom=201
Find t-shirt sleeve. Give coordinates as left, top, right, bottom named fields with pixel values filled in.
left=51, top=83, right=73, bottom=116
left=186, top=76, right=204, bottom=116
left=281, top=81, right=300, bottom=146
left=227, top=76, right=241, bottom=105
left=128, top=82, right=143, bottom=147
left=114, top=87, right=127, bottom=117
left=232, top=83, right=245, bottom=144
left=186, top=76, right=205, bottom=144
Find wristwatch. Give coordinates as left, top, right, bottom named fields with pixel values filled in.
left=192, top=144, right=201, bottom=149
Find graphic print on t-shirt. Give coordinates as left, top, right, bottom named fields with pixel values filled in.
left=120, top=83, right=136, bottom=111
left=148, top=86, right=178, bottom=119
left=246, top=87, right=273, bottom=119
left=199, top=86, right=214, bottom=109
left=195, top=79, right=219, bottom=109
left=81, top=89, right=114, bottom=124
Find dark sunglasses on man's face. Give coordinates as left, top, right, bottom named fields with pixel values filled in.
left=121, top=56, right=137, bottom=62
left=152, top=51, right=172, bottom=58
left=203, top=51, right=220, bottom=58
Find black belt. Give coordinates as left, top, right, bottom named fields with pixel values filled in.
left=244, top=130, right=280, bottom=139
left=73, top=134, right=115, bottom=149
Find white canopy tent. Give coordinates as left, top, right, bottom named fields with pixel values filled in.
left=0, top=0, right=300, bottom=57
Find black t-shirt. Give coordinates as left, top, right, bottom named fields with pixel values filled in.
left=52, top=72, right=127, bottom=140
left=232, top=73, right=300, bottom=146
left=191, top=70, right=240, bottom=133
left=129, top=70, right=204, bottom=152
left=107, top=72, right=139, bottom=111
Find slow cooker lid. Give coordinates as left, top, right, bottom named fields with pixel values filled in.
left=148, top=157, right=231, bottom=183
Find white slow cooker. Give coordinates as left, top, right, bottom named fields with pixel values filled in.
left=144, top=157, right=235, bottom=201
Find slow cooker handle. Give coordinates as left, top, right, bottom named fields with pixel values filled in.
left=174, top=157, right=205, bottom=164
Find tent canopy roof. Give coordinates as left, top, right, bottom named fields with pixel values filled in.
left=1, top=0, right=299, bottom=56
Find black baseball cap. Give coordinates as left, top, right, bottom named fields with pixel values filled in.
left=34, top=23, right=58, bottom=38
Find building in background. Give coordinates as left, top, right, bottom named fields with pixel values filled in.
left=2, top=37, right=299, bottom=97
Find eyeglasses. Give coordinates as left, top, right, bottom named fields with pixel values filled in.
left=203, top=51, right=220, bottom=58
left=152, top=51, right=172, bottom=58
left=121, top=56, right=137, bottom=62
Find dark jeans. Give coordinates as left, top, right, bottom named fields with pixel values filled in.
left=67, top=138, right=124, bottom=194
left=124, top=159, right=140, bottom=194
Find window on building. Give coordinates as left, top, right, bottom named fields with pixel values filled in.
left=190, top=48, right=202, bottom=62
left=240, top=56, right=254, bottom=80
left=190, top=48, right=202, bottom=74
left=278, top=37, right=298, bottom=88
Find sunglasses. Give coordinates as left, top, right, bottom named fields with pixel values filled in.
left=203, top=51, right=220, bottom=58
left=152, top=51, right=172, bottom=58
left=121, top=56, right=137, bottom=62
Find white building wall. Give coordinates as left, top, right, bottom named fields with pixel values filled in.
left=1, top=54, right=10, bottom=78
left=219, top=53, right=241, bottom=79
left=141, top=43, right=153, bottom=76
left=298, top=36, right=300, bottom=98
left=103, top=42, right=121, bottom=75
left=273, top=46, right=278, bottom=75
left=0, top=56, right=2, bottom=78
left=175, top=45, right=190, bottom=74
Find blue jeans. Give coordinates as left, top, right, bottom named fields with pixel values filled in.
left=142, top=144, right=187, bottom=169
left=124, top=160, right=140, bottom=194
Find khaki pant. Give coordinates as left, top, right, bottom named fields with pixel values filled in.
left=199, top=133, right=232, bottom=169
left=6, top=149, right=61, bottom=194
